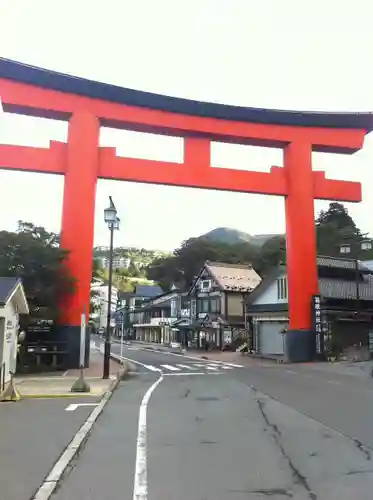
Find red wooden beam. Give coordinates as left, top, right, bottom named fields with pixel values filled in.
left=312, top=170, right=361, bottom=202
left=0, top=141, right=66, bottom=175
left=0, top=79, right=366, bottom=153
left=98, top=147, right=288, bottom=196
left=0, top=142, right=361, bottom=203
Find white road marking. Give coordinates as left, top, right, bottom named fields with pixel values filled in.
left=133, top=375, right=163, bottom=500
left=65, top=403, right=99, bottom=412
left=160, top=364, right=181, bottom=371
left=176, top=364, right=198, bottom=370
left=205, top=365, right=219, bottom=371
left=111, top=353, right=162, bottom=373
left=286, top=369, right=297, bottom=375
left=163, top=372, right=205, bottom=376
left=220, top=365, right=233, bottom=370
left=144, top=365, right=162, bottom=372
left=125, top=345, right=246, bottom=368
left=222, top=363, right=244, bottom=368
left=327, top=379, right=341, bottom=385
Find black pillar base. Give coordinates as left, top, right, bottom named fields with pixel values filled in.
left=286, top=329, right=316, bottom=363
left=56, top=325, right=91, bottom=369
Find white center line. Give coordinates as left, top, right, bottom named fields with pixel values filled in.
left=133, top=375, right=163, bottom=500
left=160, top=364, right=180, bottom=371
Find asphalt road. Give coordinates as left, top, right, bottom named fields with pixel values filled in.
left=92, top=337, right=244, bottom=374
left=108, top=341, right=373, bottom=449
left=0, top=396, right=100, bottom=500
left=53, top=343, right=373, bottom=499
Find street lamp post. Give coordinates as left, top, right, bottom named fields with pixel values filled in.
left=103, top=197, right=120, bottom=379
left=119, top=311, right=124, bottom=359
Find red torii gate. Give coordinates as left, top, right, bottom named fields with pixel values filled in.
left=0, top=58, right=372, bottom=365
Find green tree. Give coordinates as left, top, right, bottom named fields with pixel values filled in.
left=146, top=256, right=181, bottom=291
left=315, top=202, right=368, bottom=258
left=92, top=257, right=103, bottom=281
left=254, top=235, right=286, bottom=275
left=147, top=237, right=259, bottom=290
left=0, top=222, right=75, bottom=320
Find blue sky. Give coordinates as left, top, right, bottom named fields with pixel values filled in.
left=1, top=0, right=373, bottom=251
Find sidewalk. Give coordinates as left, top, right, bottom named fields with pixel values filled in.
left=297, top=358, right=373, bottom=379
left=0, top=349, right=124, bottom=500
left=14, top=350, right=122, bottom=398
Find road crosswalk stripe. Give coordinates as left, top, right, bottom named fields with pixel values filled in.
left=161, top=364, right=181, bottom=371
left=143, top=362, right=242, bottom=373
left=144, top=365, right=161, bottom=372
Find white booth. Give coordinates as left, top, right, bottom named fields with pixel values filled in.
left=0, top=278, right=29, bottom=392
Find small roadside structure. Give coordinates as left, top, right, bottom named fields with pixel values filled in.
left=0, top=278, right=29, bottom=393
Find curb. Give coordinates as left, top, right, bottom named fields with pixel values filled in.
left=21, top=393, right=104, bottom=399
left=31, top=374, right=121, bottom=500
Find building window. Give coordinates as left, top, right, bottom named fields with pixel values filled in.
left=340, top=245, right=351, bottom=254
left=210, top=298, right=221, bottom=313
left=277, top=278, right=288, bottom=300
left=197, top=299, right=209, bottom=313
left=191, top=299, right=196, bottom=318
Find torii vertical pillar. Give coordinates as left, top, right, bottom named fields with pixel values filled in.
left=285, top=140, right=319, bottom=361
left=59, top=112, right=100, bottom=368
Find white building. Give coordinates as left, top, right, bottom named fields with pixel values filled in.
left=100, top=256, right=131, bottom=270
left=91, top=284, right=118, bottom=330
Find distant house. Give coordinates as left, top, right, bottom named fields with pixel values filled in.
left=188, top=261, right=261, bottom=349
left=90, top=283, right=119, bottom=330
left=245, top=256, right=373, bottom=359
left=116, top=284, right=163, bottom=337
left=0, top=278, right=29, bottom=392
left=131, top=288, right=183, bottom=344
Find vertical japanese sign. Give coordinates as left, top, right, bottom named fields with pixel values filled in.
left=312, top=295, right=322, bottom=354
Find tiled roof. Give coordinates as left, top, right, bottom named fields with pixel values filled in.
left=206, top=261, right=262, bottom=292
left=316, top=256, right=368, bottom=271
left=0, top=277, right=21, bottom=304
left=361, top=260, right=373, bottom=272
left=319, top=276, right=373, bottom=300
left=247, top=258, right=373, bottom=305
left=135, top=285, right=163, bottom=297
